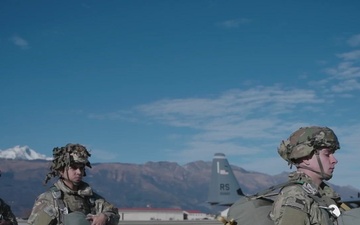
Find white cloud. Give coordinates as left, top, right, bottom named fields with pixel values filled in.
left=347, top=34, right=360, bottom=47
left=238, top=156, right=292, bottom=175
left=88, top=110, right=140, bottom=123
left=91, top=148, right=120, bottom=162
left=331, top=79, right=360, bottom=92
left=136, top=86, right=322, bottom=129
left=10, top=35, right=29, bottom=49
left=216, top=18, right=252, bottom=28
left=323, top=49, right=360, bottom=93
left=337, top=50, right=360, bottom=61
left=332, top=61, right=360, bottom=79
left=132, top=86, right=326, bottom=163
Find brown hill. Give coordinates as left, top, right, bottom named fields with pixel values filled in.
left=0, top=159, right=358, bottom=219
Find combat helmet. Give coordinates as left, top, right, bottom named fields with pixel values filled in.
left=44, top=143, right=91, bottom=184
left=278, top=126, right=340, bottom=165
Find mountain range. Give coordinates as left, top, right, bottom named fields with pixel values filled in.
left=0, top=146, right=52, bottom=161
left=0, top=147, right=359, bottom=219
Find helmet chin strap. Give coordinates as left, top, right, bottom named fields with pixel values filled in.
left=298, top=150, right=332, bottom=181
left=315, top=150, right=332, bottom=181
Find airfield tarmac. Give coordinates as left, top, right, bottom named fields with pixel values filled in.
left=18, top=219, right=221, bottom=225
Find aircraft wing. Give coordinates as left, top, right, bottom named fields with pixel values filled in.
left=341, top=197, right=360, bottom=208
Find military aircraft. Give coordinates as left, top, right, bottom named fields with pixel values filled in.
left=341, top=195, right=360, bottom=209
left=207, top=153, right=244, bottom=207
left=207, top=153, right=360, bottom=224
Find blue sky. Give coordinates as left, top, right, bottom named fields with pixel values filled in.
left=1, top=0, right=360, bottom=189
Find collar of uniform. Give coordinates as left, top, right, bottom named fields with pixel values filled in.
left=288, top=171, right=314, bottom=183
left=289, top=172, right=340, bottom=200
left=319, top=182, right=341, bottom=200
left=289, top=172, right=319, bottom=195
left=55, top=179, right=93, bottom=197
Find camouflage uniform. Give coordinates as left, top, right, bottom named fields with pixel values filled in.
left=27, top=179, right=119, bottom=225
left=270, top=172, right=340, bottom=225
left=270, top=126, right=341, bottom=225
left=27, top=144, right=120, bottom=225
left=0, top=198, right=18, bottom=225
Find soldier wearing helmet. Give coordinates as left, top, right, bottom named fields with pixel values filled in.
left=0, top=170, right=18, bottom=225
left=27, top=144, right=120, bottom=225
left=270, top=126, right=342, bottom=225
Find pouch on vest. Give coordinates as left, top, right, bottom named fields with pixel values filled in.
left=227, top=197, right=274, bottom=225
left=34, top=210, right=56, bottom=225
left=63, top=211, right=91, bottom=225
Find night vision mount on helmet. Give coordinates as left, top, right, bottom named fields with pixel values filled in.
left=278, top=126, right=340, bottom=165
left=44, top=143, right=92, bottom=184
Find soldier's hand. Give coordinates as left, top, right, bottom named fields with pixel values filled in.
left=88, top=213, right=108, bottom=225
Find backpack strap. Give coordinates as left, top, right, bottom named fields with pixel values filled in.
left=308, top=194, right=338, bottom=225
left=250, top=180, right=302, bottom=199
left=50, top=186, right=68, bottom=224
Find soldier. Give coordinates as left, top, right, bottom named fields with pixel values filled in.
left=27, top=144, right=120, bottom=225
left=0, top=199, right=18, bottom=225
left=0, top=170, right=18, bottom=225
left=270, top=126, right=342, bottom=225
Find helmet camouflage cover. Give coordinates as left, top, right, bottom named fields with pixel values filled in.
left=44, top=143, right=91, bottom=184
left=278, top=126, right=340, bottom=164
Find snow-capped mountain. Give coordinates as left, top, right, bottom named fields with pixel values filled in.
left=0, top=145, right=52, bottom=160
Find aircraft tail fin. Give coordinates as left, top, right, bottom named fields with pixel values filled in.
left=207, top=153, right=244, bottom=206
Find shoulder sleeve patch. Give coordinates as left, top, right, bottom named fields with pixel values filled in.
left=283, top=197, right=306, bottom=211
left=44, top=205, right=56, bottom=217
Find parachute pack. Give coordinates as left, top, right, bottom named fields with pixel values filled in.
left=340, top=208, right=360, bottom=224
left=222, top=196, right=274, bottom=225
left=217, top=181, right=360, bottom=225
left=218, top=181, right=295, bottom=225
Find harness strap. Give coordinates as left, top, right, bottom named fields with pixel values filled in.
left=308, top=194, right=337, bottom=225
left=51, top=186, right=68, bottom=225
left=250, top=180, right=302, bottom=199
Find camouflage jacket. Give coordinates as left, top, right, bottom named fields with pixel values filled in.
left=270, top=172, right=341, bottom=225
left=0, top=198, right=18, bottom=225
left=27, top=180, right=119, bottom=225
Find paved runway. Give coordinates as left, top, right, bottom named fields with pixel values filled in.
left=18, top=219, right=222, bottom=225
